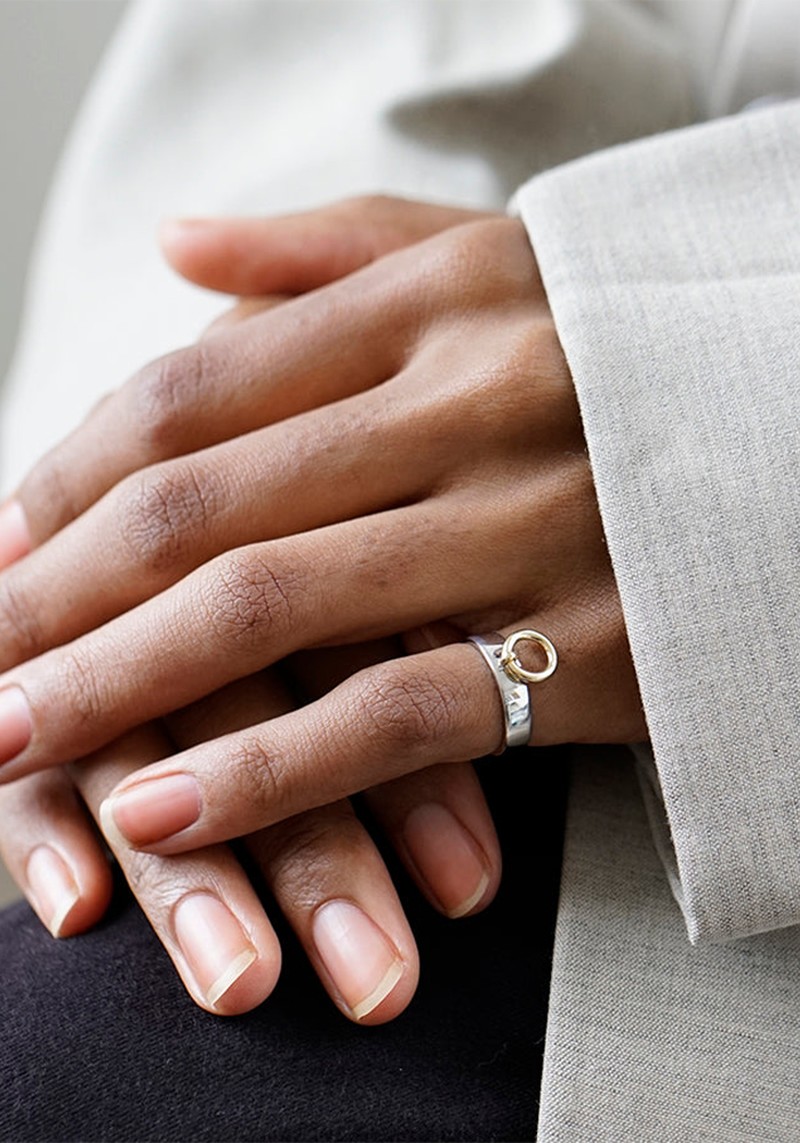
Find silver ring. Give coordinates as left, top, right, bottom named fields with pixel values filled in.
left=467, top=629, right=558, bottom=751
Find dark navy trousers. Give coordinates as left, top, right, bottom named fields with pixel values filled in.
left=0, top=754, right=567, bottom=1143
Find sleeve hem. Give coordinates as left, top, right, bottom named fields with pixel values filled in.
left=515, top=102, right=800, bottom=943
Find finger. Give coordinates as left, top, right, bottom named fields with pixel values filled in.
left=99, top=640, right=544, bottom=852
left=160, top=194, right=490, bottom=296
left=0, top=496, right=540, bottom=779
left=0, top=299, right=293, bottom=572
left=72, top=725, right=282, bottom=1016
left=167, top=676, right=418, bottom=1024
left=4, top=205, right=490, bottom=554
left=0, top=385, right=440, bottom=669
left=246, top=805, right=418, bottom=1024
left=288, top=642, right=501, bottom=919
left=0, top=271, right=556, bottom=670
left=0, top=769, right=112, bottom=937
left=0, top=500, right=30, bottom=570
left=6, top=247, right=411, bottom=548
left=200, top=296, right=288, bottom=339
left=363, top=763, right=501, bottom=920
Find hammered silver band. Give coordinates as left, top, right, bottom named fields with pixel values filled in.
left=468, top=634, right=533, bottom=750
left=468, top=629, right=558, bottom=751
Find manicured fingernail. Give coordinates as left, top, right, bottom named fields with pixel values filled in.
left=403, top=803, right=490, bottom=919
left=312, top=899, right=403, bottom=1021
left=0, top=500, right=31, bottom=570
left=174, top=893, right=257, bottom=1008
left=26, top=846, right=80, bottom=938
left=100, top=774, right=201, bottom=848
left=0, top=686, right=33, bottom=767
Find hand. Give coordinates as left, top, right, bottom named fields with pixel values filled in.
left=0, top=201, right=645, bottom=841
left=0, top=195, right=486, bottom=557
left=1, top=646, right=502, bottom=1023
left=0, top=199, right=501, bottom=1021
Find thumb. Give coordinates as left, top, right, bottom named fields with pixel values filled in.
left=159, top=194, right=491, bottom=297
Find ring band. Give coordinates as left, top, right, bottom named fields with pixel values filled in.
left=468, top=629, right=558, bottom=751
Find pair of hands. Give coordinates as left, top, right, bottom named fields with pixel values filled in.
left=0, top=196, right=644, bottom=1022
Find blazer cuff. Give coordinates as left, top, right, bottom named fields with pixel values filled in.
left=515, top=102, right=800, bottom=943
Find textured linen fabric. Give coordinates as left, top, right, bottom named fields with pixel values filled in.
left=538, top=751, right=800, bottom=1142
left=517, top=102, right=800, bottom=944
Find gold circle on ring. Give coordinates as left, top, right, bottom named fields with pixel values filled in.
left=499, top=629, right=558, bottom=685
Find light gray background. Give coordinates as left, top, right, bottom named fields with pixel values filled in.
left=0, top=0, right=127, bottom=906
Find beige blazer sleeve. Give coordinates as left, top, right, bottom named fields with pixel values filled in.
left=516, top=100, right=800, bottom=943
left=2, top=0, right=790, bottom=949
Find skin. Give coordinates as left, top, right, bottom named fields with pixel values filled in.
left=0, top=196, right=645, bottom=1012
left=0, top=199, right=503, bottom=1023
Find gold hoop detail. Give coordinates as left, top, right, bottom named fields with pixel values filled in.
left=499, top=629, right=558, bottom=685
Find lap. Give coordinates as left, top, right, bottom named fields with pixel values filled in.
left=0, top=756, right=566, bottom=1143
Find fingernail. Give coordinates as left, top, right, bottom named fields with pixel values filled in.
left=26, top=846, right=80, bottom=938
left=174, top=893, right=257, bottom=1008
left=312, top=899, right=403, bottom=1021
left=0, top=500, right=31, bottom=570
left=0, top=686, right=33, bottom=767
left=100, top=774, right=201, bottom=848
left=403, top=803, right=490, bottom=919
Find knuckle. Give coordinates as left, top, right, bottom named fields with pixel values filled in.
left=437, top=218, right=529, bottom=301
left=262, top=808, right=364, bottom=907
left=0, top=575, right=45, bottom=663
left=491, top=320, right=564, bottom=398
left=131, top=344, right=211, bottom=457
left=117, top=462, right=220, bottom=576
left=122, top=854, right=215, bottom=916
left=60, top=648, right=105, bottom=730
left=122, top=853, right=178, bottom=904
left=228, top=736, right=288, bottom=818
left=18, top=449, right=79, bottom=534
left=202, top=549, right=302, bottom=651
left=357, top=662, right=459, bottom=753
left=525, top=322, right=573, bottom=393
